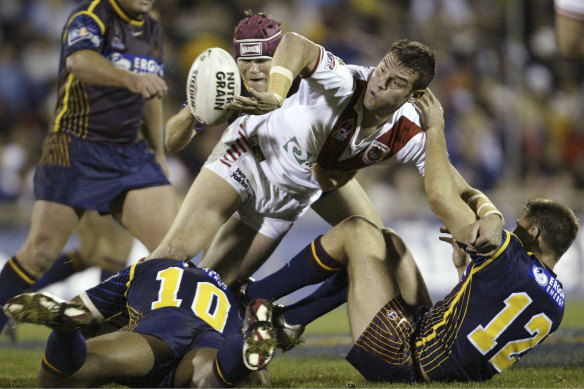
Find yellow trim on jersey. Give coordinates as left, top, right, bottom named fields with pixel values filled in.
left=8, top=258, right=35, bottom=285
left=63, top=8, right=106, bottom=45
left=124, top=262, right=140, bottom=299
left=52, top=74, right=75, bottom=133
left=214, top=359, right=234, bottom=386
left=311, top=241, right=342, bottom=271
left=109, top=0, right=145, bottom=26
left=415, top=231, right=512, bottom=347
left=42, top=355, right=67, bottom=375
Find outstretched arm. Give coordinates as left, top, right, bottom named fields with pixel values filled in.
left=419, top=89, right=477, bottom=242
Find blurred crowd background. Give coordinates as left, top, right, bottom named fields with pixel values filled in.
left=1, top=0, right=583, bottom=228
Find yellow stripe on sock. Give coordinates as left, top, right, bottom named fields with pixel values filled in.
left=311, top=241, right=342, bottom=271
left=8, top=258, right=35, bottom=285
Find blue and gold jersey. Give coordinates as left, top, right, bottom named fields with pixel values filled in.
left=52, top=0, right=163, bottom=144
left=82, top=259, right=244, bottom=337
left=415, top=230, right=564, bottom=381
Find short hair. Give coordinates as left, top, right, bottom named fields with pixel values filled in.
left=386, top=39, right=436, bottom=90
left=522, top=198, right=580, bottom=258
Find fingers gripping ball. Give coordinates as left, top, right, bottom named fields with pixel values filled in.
left=186, top=48, right=241, bottom=126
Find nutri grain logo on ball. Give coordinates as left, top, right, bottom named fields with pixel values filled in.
left=186, top=48, right=241, bottom=126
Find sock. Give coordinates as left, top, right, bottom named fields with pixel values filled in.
left=0, top=257, right=36, bottom=331
left=281, top=270, right=348, bottom=326
left=42, top=329, right=87, bottom=376
left=213, top=334, right=246, bottom=386
left=31, top=251, right=84, bottom=291
left=247, top=236, right=343, bottom=301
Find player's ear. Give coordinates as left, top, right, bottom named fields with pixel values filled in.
left=528, top=225, right=541, bottom=242
left=408, top=89, right=425, bottom=103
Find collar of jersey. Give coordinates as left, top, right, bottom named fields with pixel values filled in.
left=109, top=0, right=146, bottom=26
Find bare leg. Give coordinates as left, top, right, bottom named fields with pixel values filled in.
left=119, top=184, right=177, bottom=253
left=38, top=331, right=170, bottom=387
left=200, top=216, right=280, bottom=287
left=148, top=169, right=242, bottom=261
left=311, top=178, right=382, bottom=227
left=16, top=201, right=80, bottom=277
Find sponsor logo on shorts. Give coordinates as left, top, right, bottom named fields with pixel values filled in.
left=231, top=168, right=249, bottom=190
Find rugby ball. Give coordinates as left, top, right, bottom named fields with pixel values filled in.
left=186, top=47, right=241, bottom=126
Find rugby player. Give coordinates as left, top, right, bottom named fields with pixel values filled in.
left=0, top=0, right=178, bottom=333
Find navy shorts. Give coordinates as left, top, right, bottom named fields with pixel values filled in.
left=34, top=133, right=169, bottom=214
left=119, top=308, right=225, bottom=388
left=346, top=295, right=419, bottom=383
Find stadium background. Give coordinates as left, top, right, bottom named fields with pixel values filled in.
left=0, top=0, right=583, bottom=305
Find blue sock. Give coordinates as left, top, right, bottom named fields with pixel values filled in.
left=31, top=251, right=84, bottom=291
left=282, top=270, right=348, bottom=326
left=42, top=329, right=87, bottom=376
left=246, top=236, right=343, bottom=301
left=213, top=334, right=246, bottom=386
left=0, top=257, right=36, bottom=331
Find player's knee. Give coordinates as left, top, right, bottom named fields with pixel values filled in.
left=381, top=227, right=408, bottom=257
left=339, top=215, right=381, bottom=240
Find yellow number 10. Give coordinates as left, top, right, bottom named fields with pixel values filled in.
left=467, top=292, right=552, bottom=372
left=151, top=267, right=231, bottom=333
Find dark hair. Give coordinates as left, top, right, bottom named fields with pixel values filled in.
left=523, top=198, right=580, bottom=258
left=386, top=39, right=436, bottom=90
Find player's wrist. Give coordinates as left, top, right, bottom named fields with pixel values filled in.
left=268, top=66, right=294, bottom=107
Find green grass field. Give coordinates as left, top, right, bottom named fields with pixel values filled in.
left=1, top=300, right=583, bottom=388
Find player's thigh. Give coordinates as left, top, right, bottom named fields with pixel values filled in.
left=201, top=216, right=280, bottom=287
left=76, top=211, right=134, bottom=265
left=174, top=347, right=218, bottom=388
left=120, top=184, right=177, bottom=251
left=311, top=178, right=382, bottom=226
left=74, top=332, right=164, bottom=383
left=17, top=200, right=79, bottom=275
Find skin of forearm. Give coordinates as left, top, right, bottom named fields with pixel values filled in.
left=66, top=49, right=135, bottom=89
left=424, top=127, right=476, bottom=240
left=142, top=97, right=164, bottom=153
left=165, top=109, right=197, bottom=152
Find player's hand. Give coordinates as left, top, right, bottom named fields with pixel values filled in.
left=128, top=73, right=168, bottom=99
left=311, top=162, right=356, bottom=192
left=438, top=226, right=470, bottom=270
left=462, top=213, right=503, bottom=257
left=415, top=88, right=445, bottom=131
left=227, top=89, right=281, bottom=115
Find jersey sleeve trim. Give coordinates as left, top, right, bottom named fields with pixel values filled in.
left=305, top=45, right=324, bottom=78
left=63, top=10, right=105, bottom=44
left=470, top=230, right=512, bottom=273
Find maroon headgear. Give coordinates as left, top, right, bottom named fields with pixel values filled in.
left=233, top=14, right=282, bottom=60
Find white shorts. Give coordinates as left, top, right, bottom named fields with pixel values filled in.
left=555, top=0, right=584, bottom=20
left=203, top=127, right=321, bottom=239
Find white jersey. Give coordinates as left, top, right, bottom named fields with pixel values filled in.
left=204, top=45, right=426, bottom=238
left=555, top=0, right=584, bottom=20
left=243, top=45, right=426, bottom=195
